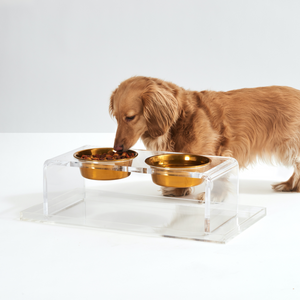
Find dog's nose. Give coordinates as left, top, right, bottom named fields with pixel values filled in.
left=114, top=144, right=123, bottom=152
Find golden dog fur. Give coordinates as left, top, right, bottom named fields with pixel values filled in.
left=109, top=76, right=300, bottom=193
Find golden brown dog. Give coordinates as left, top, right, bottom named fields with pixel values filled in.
left=109, top=76, right=300, bottom=194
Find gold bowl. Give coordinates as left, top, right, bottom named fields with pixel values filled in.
left=73, top=148, right=138, bottom=180
left=145, top=154, right=211, bottom=188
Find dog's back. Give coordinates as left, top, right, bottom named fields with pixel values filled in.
left=198, top=86, right=300, bottom=167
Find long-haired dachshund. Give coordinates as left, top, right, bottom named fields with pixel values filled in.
left=109, top=76, right=300, bottom=196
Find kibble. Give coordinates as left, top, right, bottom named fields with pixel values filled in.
left=80, top=151, right=135, bottom=161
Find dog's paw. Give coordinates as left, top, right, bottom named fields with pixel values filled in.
left=197, top=192, right=205, bottom=203
left=272, top=181, right=294, bottom=192
left=161, top=187, right=192, bottom=197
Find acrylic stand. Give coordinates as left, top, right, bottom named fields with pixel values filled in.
left=20, top=146, right=266, bottom=243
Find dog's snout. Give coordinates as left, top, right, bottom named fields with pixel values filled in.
left=114, top=144, right=123, bottom=152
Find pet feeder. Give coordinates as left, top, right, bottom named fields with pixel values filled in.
left=20, top=146, right=266, bottom=243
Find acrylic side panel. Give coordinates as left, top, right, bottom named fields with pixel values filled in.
left=43, top=160, right=85, bottom=216
left=204, top=163, right=239, bottom=233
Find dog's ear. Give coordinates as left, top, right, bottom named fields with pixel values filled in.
left=142, top=84, right=179, bottom=138
left=109, top=88, right=118, bottom=117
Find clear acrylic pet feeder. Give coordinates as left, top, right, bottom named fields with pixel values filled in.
left=20, top=146, right=266, bottom=243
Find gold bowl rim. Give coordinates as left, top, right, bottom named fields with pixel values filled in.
left=73, top=147, right=138, bottom=163
left=144, top=153, right=211, bottom=170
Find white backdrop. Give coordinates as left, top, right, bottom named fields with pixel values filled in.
left=1, top=0, right=300, bottom=132
left=1, top=2, right=300, bottom=297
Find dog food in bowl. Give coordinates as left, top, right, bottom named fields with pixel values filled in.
left=74, top=148, right=138, bottom=180
left=80, top=151, right=135, bottom=161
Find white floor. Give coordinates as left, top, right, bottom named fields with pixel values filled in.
left=1, top=133, right=300, bottom=300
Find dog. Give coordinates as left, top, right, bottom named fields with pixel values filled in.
left=109, top=76, right=300, bottom=195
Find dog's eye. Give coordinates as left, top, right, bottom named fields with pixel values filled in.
left=125, top=116, right=135, bottom=121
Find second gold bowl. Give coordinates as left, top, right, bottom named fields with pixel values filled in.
left=145, top=153, right=211, bottom=188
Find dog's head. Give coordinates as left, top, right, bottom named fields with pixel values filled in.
left=109, top=77, right=179, bottom=151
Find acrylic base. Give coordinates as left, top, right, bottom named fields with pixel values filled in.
left=20, top=187, right=266, bottom=244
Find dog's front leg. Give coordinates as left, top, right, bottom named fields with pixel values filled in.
left=161, top=187, right=192, bottom=197
left=196, top=148, right=234, bottom=203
